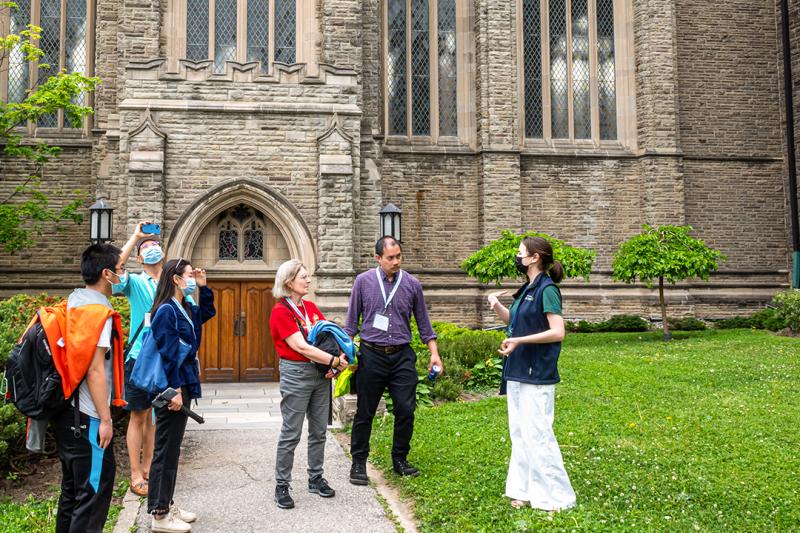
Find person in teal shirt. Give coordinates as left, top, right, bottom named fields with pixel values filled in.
left=113, top=222, right=165, bottom=497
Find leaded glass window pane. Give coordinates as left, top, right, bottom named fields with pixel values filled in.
left=410, top=0, right=430, bottom=136
left=274, top=0, right=296, bottom=64
left=437, top=0, right=457, bottom=136
left=219, top=228, right=239, bottom=260
left=244, top=225, right=264, bottom=260
left=523, top=0, right=542, bottom=138
left=247, top=0, right=269, bottom=74
left=65, top=0, right=87, bottom=126
left=214, top=0, right=237, bottom=74
left=571, top=0, right=590, bottom=139
left=38, top=0, right=61, bottom=127
left=8, top=0, right=31, bottom=104
left=597, top=0, right=617, bottom=140
left=549, top=0, right=568, bottom=138
left=186, top=0, right=209, bottom=61
left=387, top=0, right=407, bottom=135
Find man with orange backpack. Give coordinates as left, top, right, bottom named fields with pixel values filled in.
left=51, top=243, right=127, bottom=532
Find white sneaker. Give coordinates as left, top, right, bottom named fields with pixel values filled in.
left=151, top=512, right=191, bottom=532
left=171, top=504, right=197, bottom=523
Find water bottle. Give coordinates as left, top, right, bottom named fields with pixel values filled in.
left=427, top=364, right=441, bottom=381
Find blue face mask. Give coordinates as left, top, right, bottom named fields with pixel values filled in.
left=111, top=271, right=129, bottom=293
left=141, top=245, right=163, bottom=265
left=181, top=277, right=197, bottom=296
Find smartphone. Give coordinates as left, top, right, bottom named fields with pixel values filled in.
left=141, top=223, right=161, bottom=235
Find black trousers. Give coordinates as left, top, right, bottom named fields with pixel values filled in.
left=350, top=344, right=418, bottom=463
left=147, top=389, right=189, bottom=514
left=52, top=405, right=116, bottom=533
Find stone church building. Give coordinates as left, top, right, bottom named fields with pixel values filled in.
left=1, top=0, right=798, bottom=381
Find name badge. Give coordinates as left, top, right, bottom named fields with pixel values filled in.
left=144, top=312, right=152, bottom=328
left=525, top=295, right=534, bottom=302
left=373, top=313, right=390, bottom=332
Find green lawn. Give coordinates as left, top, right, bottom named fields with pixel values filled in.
left=367, top=330, right=800, bottom=532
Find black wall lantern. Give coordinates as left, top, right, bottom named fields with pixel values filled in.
left=379, top=203, right=402, bottom=242
left=89, top=198, right=114, bottom=244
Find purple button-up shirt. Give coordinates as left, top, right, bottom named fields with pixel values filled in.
left=344, top=268, right=437, bottom=345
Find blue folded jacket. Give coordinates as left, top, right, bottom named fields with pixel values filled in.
left=308, top=321, right=357, bottom=363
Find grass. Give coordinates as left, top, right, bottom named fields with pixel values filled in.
left=0, top=479, right=129, bottom=533
left=367, top=329, right=800, bottom=532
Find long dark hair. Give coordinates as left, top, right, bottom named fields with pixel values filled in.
left=150, top=258, right=193, bottom=316
left=521, top=236, right=564, bottom=284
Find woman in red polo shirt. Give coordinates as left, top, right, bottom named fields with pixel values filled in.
left=269, top=259, right=348, bottom=510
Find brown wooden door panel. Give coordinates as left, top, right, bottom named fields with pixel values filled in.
left=241, top=282, right=277, bottom=381
left=200, top=282, right=240, bottom=382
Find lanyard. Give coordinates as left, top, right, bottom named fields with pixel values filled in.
left=171, top=297, right=195, bottom=334
left=376, top=267, right=403, bottom=310
left=284, top=297, right=311, bottom=330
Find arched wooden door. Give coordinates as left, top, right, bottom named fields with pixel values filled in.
left=199, top=280, right=277, bottom=382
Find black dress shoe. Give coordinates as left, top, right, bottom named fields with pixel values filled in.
left=308, top=476, right=335, bottom=497
left=349, top=461, right=368, bottom=485
left=274, top=484, right=295, bottom=509
left=392, top=459, right=420, bottom=477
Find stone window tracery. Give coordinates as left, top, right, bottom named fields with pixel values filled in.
left=385, top=0, right=470, bottom=143
left=179, top=0, right=296, bottom=75
left=522, top=0, right=628, bottom=144
left=1, top=0, right=95, bottom=131
left=216, top=205, right=269, bottom=262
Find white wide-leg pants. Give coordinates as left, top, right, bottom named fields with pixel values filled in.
left=505, top=380, right=576, bottom=510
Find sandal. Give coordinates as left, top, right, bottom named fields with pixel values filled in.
left=511, top=499, right=527, bottom=509
left=130, top=480, right=148, bottom=496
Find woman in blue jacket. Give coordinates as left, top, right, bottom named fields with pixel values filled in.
left=147, top=258, right=215, bottom=533
left=488, top=236, right=576, bottom=512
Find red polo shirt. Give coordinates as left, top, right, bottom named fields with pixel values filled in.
left=269, top=299, right=325, bottom=362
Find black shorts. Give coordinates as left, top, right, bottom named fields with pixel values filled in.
left=124, top=359, right=154, bottom=412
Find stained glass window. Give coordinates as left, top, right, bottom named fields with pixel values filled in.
left=65, top=0, right=87, bottom=124
left=244, top=223, right=264, bottom=260
left=523, top=0, right=542, bottom=138
left=438, top=0, right=457, bottom=136
left=410, top=0, right=430, bottom=136
left=7, top=0, right=31, bottom=105
left=214, top=0, right=237, bottom=74
left=274, top=0, right=296, bottom=64
left=219, top=225, right=239, bottom=260
left=186, top=0, right=209, bottom=61
left=597, top=0, right=617, bottom=140
left=571, top=0, right=590, bottom=139
left=549, top=0, right=568, bottom=139
left=387, top=0, right=407, bottom=135
left=247, top=0, right=270, bottom=73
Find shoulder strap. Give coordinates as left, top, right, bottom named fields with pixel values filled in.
left=124, top=321, right=145, bottom=358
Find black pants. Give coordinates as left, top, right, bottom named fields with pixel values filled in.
left=52, top=405, right=116, bottom=533
left=147, top=389, right=189, bottom=514
left=350, top=344, right=417, bottom=463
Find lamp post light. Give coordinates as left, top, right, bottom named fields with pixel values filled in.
left=89, top=198, right=114, bottom=244
left=379, top=203, right=402, bottom=242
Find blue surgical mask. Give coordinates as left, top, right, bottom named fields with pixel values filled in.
left=141, top=245, right=163, bottom=265
left=111, top=271, right=128, bottom=293
left=181, top=277, right=197, bottom=296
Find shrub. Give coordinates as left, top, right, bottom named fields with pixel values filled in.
left=714, top=316, right=754, bottom=329
left=437, top=330, right=504, bottom=370
left=773, top=289, right=800, bottom=333
left=566, top=315, right=650, bottom=333
left=431, top=377, right=463, bottom=402
left=751, top=308, right=786, bottom=332
left=466, top=357, right=504, bottom=390
left=668, top=316, right=707, bottom=331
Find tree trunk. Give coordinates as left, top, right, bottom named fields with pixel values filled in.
left=659, top=276, right=672, bottom=341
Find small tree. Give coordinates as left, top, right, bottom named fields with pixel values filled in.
left=1, top=1, right=101, bottom=253
left=612, top=224, right=726, bottom=341
left=461, top=229, right=596, bottom=284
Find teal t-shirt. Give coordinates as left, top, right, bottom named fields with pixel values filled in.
left=114, top=272, right=157, bottom=361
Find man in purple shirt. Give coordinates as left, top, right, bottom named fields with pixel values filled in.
left=345, top=236, right=443, bottom=484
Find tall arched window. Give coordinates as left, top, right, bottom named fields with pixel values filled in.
left=181, top=0, right=296, bottom=75
left=385, top=0, right=471, bottom=143
left=521, top=0, right=631, bottom=145
left=1, top=0, right=94, bottom=131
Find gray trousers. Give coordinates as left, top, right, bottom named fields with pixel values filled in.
left=275, top=359, right=330, bottom=485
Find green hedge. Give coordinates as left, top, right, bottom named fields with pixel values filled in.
left=0, top=293, right=130, bottom=471
left=567, top=314, right=650, bottom=333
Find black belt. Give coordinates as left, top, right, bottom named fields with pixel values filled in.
left=361, top=341, right=408, bottom=355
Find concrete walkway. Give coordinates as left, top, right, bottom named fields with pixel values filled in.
left=128, top=383, right=398, bottom=533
